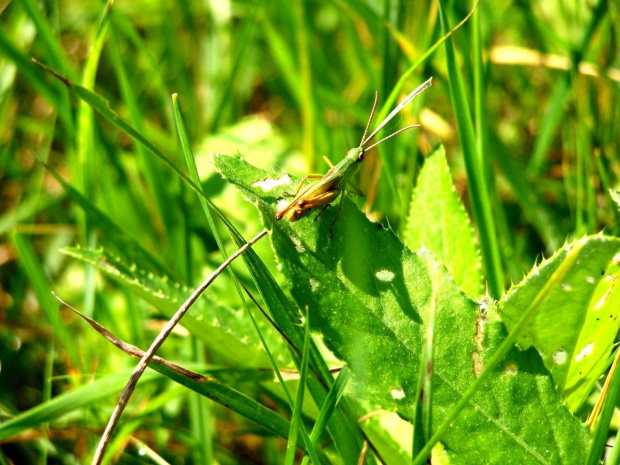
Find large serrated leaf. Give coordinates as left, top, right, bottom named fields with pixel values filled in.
left=500, top=236, right=620, bottom=399
left=62, top=246, right=288, bottom=368
left=215, top=154, right=590, bottom=464
left=404, top=145, right=483, bottom=299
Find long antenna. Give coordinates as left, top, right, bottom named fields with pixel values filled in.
left=364, top=124, right=421, bottom=152
left=359, top=91, right=378, bottom=147
left=361, top=77, right=432, bottom=148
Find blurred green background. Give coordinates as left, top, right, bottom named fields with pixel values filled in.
left=0, top=0, right=618, bottom=463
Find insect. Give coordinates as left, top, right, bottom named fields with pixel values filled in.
left=276, top=77, right=433, bottom=237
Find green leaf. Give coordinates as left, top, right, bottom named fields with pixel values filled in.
left=62, top=246, right=288, bottom=369
left=404, top=145, right=483, bottom=299
left=469, top=308, right=590, bottom=464
left=500, top=235, right=620, bottom=398
left=215, top=154, right=590, bottom=464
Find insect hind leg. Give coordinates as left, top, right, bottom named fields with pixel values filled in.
left=328, top=192, right=346, bottom=238
left=282, top=174, right=323, bottom=197
left=313, top=204, right=329, bottom=221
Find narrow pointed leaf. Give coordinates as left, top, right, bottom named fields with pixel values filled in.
left=405, top=145, right=483, bottom=298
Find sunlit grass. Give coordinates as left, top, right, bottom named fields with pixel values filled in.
left=0, top=0, right=618, bottom=463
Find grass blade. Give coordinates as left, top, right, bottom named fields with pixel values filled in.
left=528, top=78, right=570, bottom=176
left=528, top=0, right=608, bottom=176
left=294, top=0, right=316, bottom=171
left=412, top=270, right=438, bottom=458
left=438, top=0, right=504, bottom=298
left=373, top=1, right=478, bottom=217
left=585, top=348, right=620, bottom=464
left=284, top=311, right=311, bottom=465
left=309, top=366, right=351, bottom=447
left=107, top=33, right=178, bottom=252
left=0, top=27, right=72, bottom=132
left=0, top=372, right=161, bottom=442
left=209, top=0, right=263, bottom=132
left=173, top=95, right=324, bottom=463
left=10, top=232, right=80, bottom=368
left=17, top=0, right=73, bottom=77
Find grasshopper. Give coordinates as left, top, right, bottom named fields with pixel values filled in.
left=276, top=77, right=432, bottom=237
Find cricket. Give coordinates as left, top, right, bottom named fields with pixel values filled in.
left=275, top=77, right=433, bottom=237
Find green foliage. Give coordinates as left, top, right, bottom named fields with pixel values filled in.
left=216, top=154, right=602, bottom=464
left=438, top=0, right=504, bottom=300
left=500, top=236, right=620, bottom=410
left=2, top=0, right=619, bottom=463
left=0, top=372, right=162, bottom=442
left=564, top=260, right=620, bottom=409
left=62, top=245, right=287, bottom=368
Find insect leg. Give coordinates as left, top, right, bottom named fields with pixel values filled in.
left=328, top=191, right=346, bottom=238
left=277, top=184, right=337, bottom=221
left=313, top=204, right=330, bottom=221
left=283, top=174, right=323, bottom=197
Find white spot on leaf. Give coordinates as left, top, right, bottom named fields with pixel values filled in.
left=375, top=269, right=395, bottom=282
left=585, top=276, right=595, bottom=284
left=504, top=363, right=518, bottom=376
left=290, top=235, right=305, bottom=253
left=552, top=349, right=567, bottom=365
left=252, top=174, right=291, bottom=192
left=309, top=278, right=319, bottom=292
left=390, top=388, right=406, bottom=400
left=561, top=283, right=572, bottom=291
left=593, top=288, right=613, bottom=310
left=575, top=342, right=594, bottom=362
left=471, top=351, right=483, bottom=376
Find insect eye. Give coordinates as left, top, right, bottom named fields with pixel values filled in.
left=358, top=151, right=364, bottom=162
